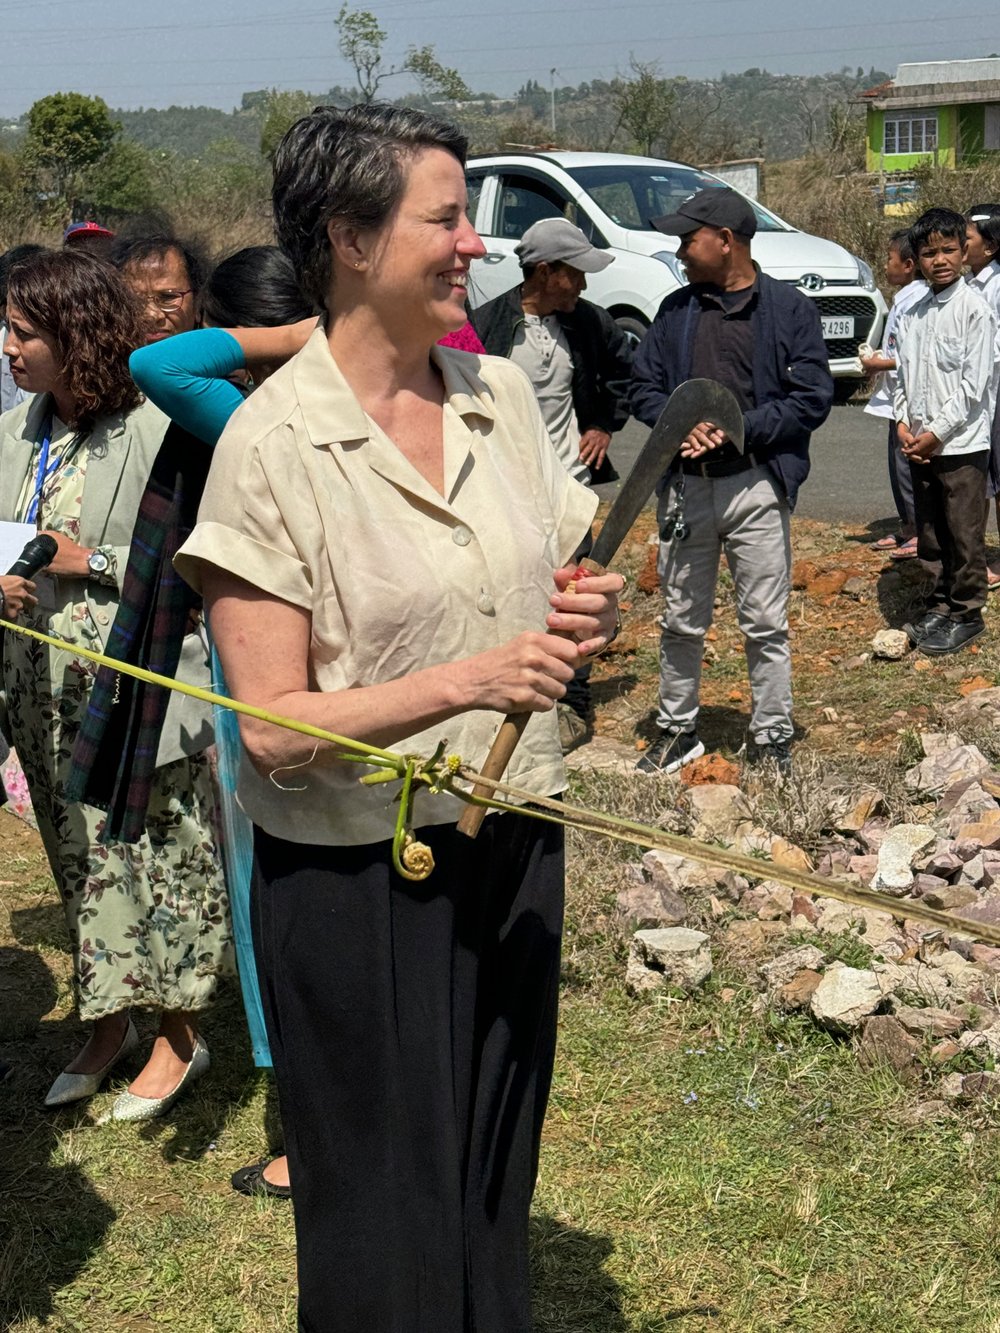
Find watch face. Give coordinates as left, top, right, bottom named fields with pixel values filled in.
left=88, top=551, right=110, bottom=574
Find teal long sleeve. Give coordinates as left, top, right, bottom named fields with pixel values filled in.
left=129, top=328, right=247, bottom=445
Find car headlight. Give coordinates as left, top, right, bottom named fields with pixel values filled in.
left=653, top=250, right=687, bottom=287
left=854, top=256, right=876, bottom=291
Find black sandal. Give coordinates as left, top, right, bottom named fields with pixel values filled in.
left=230, top=1155, right=292, bottom=1199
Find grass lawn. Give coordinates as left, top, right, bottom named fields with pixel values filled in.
left=4, top=515, right=1000, bottom=1330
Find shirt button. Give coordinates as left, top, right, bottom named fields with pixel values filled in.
left=476, top=590, right=495, bottom=615
left=452, top=524, right=472, bottom=547
left=97, top=612, right=109, bottom=625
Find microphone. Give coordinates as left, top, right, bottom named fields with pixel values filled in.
left=6, top=533, right=58, bottom=579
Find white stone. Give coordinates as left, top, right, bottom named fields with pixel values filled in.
left=626, top=927, right=712, bottom=995
left=685, top=784, right=750, bottom=843
left=758, top=945, right=825, bottom=990
left=871, top=628, right=910, bottom=660
left=810, top=963, right=884, bottom=1032
left=873, top=823, right=937, bottom=892
left=905, top=744, right=990, bottom=796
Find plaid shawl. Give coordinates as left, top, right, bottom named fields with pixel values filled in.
left=64, top=423, right=212, bottom=843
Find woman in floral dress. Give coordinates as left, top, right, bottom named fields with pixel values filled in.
left=0, top=249, right=232, bottom=1120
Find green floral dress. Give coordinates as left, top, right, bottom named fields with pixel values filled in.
left=3, top=422, right=234, bottom=1020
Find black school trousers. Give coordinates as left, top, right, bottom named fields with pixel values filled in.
left=909, top=449, right=989, bottom=620
left=250, top=812, right=565, bottom=1333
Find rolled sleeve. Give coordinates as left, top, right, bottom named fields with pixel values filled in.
left=174, top=416, right=313, bottom=607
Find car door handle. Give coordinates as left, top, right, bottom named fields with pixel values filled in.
left=480, top=252, right=508, bottom=263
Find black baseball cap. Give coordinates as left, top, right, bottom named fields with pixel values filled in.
left=652, top=188, right=757, bottom=240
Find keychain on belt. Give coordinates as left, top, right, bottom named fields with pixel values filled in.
left=660, top=474, right=690, bottom=544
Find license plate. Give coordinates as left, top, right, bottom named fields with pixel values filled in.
left=821, top=316, right=854, bottom=339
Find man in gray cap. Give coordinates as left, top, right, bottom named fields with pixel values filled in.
left=472, top=216, right=634, bottom=750
left=631, top=188, right=833, bottom=777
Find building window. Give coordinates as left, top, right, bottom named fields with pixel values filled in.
left=884, top=114, right=938, bottom=155
left=986, top=105, right=1000, bottom=151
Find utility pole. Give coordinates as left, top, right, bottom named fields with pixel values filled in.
left=550, top=67, right=558, bottom=134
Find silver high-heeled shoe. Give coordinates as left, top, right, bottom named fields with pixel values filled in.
left=44, top=1017, right=139, bottom=1108
left=97, top=1036, right=210, bottom=1125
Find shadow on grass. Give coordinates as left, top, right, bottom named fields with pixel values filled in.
left=0, top=947, right=116, bottom=1330
left=531, top=1214, right=722, bottom=1331
left=875, top=557, right=931, bottom=629
left=531, top=1213, right=627, bottom=1332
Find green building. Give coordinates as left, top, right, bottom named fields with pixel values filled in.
left=862, top=59, right=1000, bottom=173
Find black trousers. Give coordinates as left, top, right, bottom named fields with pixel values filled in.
left=910, top=450, right=989, bottom=620
left=251, top=813, right=565, bottom=1333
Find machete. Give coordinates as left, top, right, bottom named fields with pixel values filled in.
left=456, top=378, right=745, bottom=838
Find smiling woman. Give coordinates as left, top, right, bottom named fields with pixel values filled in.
left=174, top=102, right=622, bottom=1332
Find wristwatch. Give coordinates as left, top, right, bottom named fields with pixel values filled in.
left=87, top=548, right=110, bottom=578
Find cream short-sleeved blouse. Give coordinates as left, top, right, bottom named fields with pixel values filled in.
left=175, top=327, right=597, bottom=847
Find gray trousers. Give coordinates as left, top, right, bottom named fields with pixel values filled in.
left=656, top=464, right=793, bottom=745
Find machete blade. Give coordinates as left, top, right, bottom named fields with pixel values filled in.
left=589, top=378, right=745, bottom=570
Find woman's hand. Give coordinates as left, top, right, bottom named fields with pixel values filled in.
left=547, top=566, right=623, bottom=657
left=0, top=576, right=37, bottom=617
left=37, top=530, right=92, bottom=577
left=455, top=632, right=581, bottom=714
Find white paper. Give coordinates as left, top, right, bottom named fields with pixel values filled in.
left=0, top=521, right=40, bottom=574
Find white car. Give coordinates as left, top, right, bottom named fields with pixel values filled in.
left=465, top=151, right=887, bottom=401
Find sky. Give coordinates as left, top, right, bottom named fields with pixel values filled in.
left=1, top=0, right=995, bottom=118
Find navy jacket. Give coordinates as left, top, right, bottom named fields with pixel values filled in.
left=630, top=270, right=834, bottom=509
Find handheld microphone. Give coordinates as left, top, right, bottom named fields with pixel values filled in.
left=6, top=533, right=58, bottom=579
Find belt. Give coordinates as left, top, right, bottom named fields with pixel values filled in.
left=679, top=452, right=755, bottom=479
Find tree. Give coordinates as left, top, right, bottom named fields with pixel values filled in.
left=612, top=59, right=676, bottom=156
left=23, top=92, right=120, bottom=213
left=336, top=4, right=391, bottom=102
left=404, top=46, right=470, bottom=102
left=80, top=138, right=156, bottom=217
left=260, top=90, right=315, bottom=161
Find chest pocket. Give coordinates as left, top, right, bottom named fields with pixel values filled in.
left=935, top=336, right=964, bottom=374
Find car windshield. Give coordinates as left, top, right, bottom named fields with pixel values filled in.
left=564, top=164, right=788, bottom=234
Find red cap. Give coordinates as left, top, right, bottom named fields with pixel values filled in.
left=64, top=221, right=115, bottom=243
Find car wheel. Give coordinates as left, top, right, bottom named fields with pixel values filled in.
left=614, top=314, right=649, bottom=347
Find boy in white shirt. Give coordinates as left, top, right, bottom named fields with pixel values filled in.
left=965, top=204, right=1000, bottom=584
left=896, top=207, right=997, bottom=655
left=861, top=229, right=927, bottom=559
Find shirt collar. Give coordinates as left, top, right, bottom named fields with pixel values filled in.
left=930, top=278, right=963, bottom=303
left=292, top=326, right=497, bottom=450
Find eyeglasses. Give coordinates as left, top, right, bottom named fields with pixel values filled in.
left=141, top=288, right=193, bottom=313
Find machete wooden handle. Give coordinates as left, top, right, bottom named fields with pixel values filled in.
left=456, top=556, right=606, bottom=839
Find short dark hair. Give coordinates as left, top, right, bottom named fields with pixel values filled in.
left=109, top=234, right=209, bottom=294
left=271, top=102, right=468, bottom=311
left=967, top=202, right=1000, bottom=256
left=909, top=207, right=968, bottom=253
left=7, top=250, right=145, bottom=426
left=0, top=244, right=47, bottom=310
left=887, top=228, right=915, bottom=265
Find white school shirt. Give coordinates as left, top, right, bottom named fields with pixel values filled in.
left=865, top=279, right=928, bottom=420
left=893, top=278, right=996, bottom=456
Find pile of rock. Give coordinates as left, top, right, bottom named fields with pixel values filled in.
left=619, top=704, right=1000, bottom=1102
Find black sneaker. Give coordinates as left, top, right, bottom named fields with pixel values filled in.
left=902, top=611, right=950, bottom=645
left=918, top=616, right=986, bottom=656
left=746, top=738, right=793, bottom=778
left=635, top=730, right=704, bottom=776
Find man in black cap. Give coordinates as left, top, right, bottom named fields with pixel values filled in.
left=472, top=216, right=633, bottom=750
left=631, top=188, right=833, bottom=776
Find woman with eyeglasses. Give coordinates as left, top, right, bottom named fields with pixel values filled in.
left=0, top=249, right=232, bottom=1120
left=111, top=234, right=207, bottom=343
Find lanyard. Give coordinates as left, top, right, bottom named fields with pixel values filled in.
left=26, top=416, right=81, bottom=525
